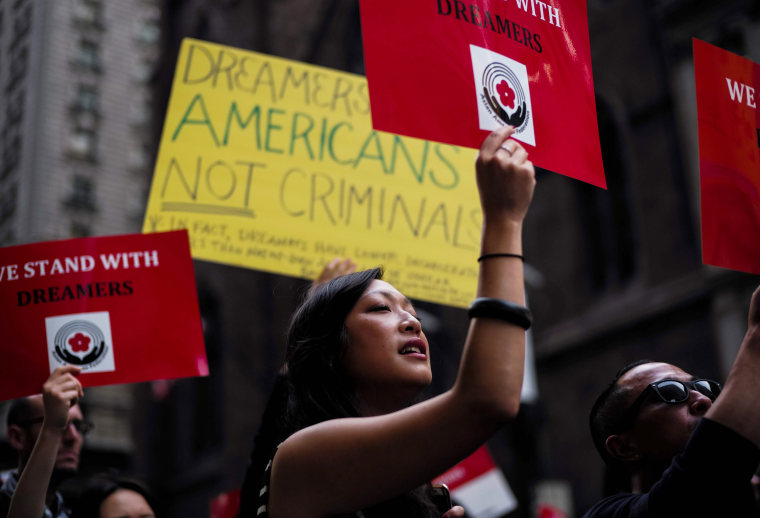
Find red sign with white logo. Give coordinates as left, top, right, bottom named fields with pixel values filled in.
left=359, top=0, right=606, bottom=188
left=0, top=230, right=208, bottom=401
left=433, top=445, right=517, bottom=516
left=694, top=39, right=760, bottom=275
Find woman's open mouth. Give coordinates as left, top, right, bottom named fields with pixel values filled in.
left=399, top=339, right=427, bottom=358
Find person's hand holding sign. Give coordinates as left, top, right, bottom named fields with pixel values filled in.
left=474, top=124, right=535, bottom=310
left=42, top=366, right=84, bottom=431
left=475, top=125, right=535, bottom=228
left=8, top=366, right=84, bottom=518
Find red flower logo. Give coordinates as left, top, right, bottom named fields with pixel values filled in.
left=496, top=80, right=516, bottom=109
left=68, top=332, right=91, bottom=353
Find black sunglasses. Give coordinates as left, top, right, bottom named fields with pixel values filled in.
left=17, top=417, right=94, bottom=435
left=618, top=378, right=721, bottom=430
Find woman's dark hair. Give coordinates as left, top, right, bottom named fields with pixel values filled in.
left=240, top=268, right=444, bottom=516
left=75, top=472, right=155, bottom=518
left=238, top=268, right=383, bottom=517
left=284, top=267, right=384, bottom=431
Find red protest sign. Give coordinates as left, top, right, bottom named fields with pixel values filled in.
left=0, top=230, right=208, bottom=401
left=359, top=0, right=605, bottom=188
left=694, top=39, right=760, bottom=275
left=433, top=445, right=517, bottom=515
left=210, top=488, right=241, bottom=518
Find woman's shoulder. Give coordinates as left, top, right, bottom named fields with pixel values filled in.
left=253, top=448, right=363, bottom=518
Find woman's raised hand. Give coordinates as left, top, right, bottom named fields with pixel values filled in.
left=475, top=125, right=536, bottom=226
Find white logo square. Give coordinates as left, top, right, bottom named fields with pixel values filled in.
left=470, top=44, right=535, bottom=146
left=45, top=311, right=115, bottom=373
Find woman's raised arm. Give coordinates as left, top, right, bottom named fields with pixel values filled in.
left=453, top=124, right=535, bottom=421
left=268, top=126, right=535, bottom=518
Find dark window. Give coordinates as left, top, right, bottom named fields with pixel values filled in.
left=64, top=175, right=97, bottom=211
left=6, top=44, right=28, bottom=90
left=2, top=130, right=22, bottom=179
left=136, top=19, right=159, bottom=45
left=73, top=84, right=99, bottom=113
left=0, top=183, right=18, bottom=226
left=73, top=39, right=101, bottom=72
left=72, top=0, right=104, bottom=29
left=70, top=221, right=92, bottom=238
left=10, top=2, right=31, bottom=47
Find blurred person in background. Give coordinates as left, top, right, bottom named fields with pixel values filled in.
left=1, top=366, right=89, bottom=518
left=75, top=473, right=156, bottom=518
left=3, top=367, right=157, bottom=518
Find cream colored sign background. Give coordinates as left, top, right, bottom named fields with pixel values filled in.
left=143, top=39, right=482, bottom=308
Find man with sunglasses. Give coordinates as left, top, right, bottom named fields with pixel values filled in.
left=584, top=287, right=760, bottom=517
left=1, top=366, right=88, bottom=518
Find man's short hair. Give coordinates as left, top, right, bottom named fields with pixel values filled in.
left=589, top=359, right=653, bottom=466
left=6, top=395, right=87, bottom=434
left=6, top=397, right=39, bottom=429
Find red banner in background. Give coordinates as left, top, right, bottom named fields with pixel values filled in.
left=210, top=488, right=240, bottom=518
left=0, top=230, right=208, bottom=401
left=433, top=445, right=517, bottom=517
left=359, top=0, right=605, bottom=188
left=694, top=39, right=760, bottom=275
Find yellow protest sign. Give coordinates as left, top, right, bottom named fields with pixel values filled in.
left=143, top=38, right=482, bottom=308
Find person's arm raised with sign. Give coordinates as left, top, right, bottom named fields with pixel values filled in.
left=242, top=125, right=535, bottom=518
left=7, top=366, right=84, bottom=518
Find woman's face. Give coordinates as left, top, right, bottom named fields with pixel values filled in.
left=342, top=279, right=431, bottom=414
left=99, top=489, right=155, bottom=518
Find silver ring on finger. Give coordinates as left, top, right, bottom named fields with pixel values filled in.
left=500, top=145, right=513, bottom=156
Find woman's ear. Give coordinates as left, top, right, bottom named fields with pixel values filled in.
left=606, top=433, right=640, bottom=463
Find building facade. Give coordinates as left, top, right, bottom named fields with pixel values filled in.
left=0, top=0, right=160, bottom=478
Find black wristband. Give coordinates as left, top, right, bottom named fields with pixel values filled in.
left=477, top=253, right=524, bottom=262
left=467, top=297, right=532, bottom=330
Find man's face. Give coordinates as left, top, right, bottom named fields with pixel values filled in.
left=20, top=397, right=85, bottom=473
left=614, top=362, right=714, bottom=463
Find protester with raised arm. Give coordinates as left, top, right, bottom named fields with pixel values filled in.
left=585, top=286, right=760, bottom=516
left=237, top=125, right=535, bottom=517
left=2, top=366, right=86, bottom=518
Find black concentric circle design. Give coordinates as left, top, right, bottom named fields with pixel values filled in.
left=53, top=320, right=106, bottom=366
left=481, top=62, right=529, bottom=129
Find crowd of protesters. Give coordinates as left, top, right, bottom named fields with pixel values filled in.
left=3, top=127, right=760, bottom=517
